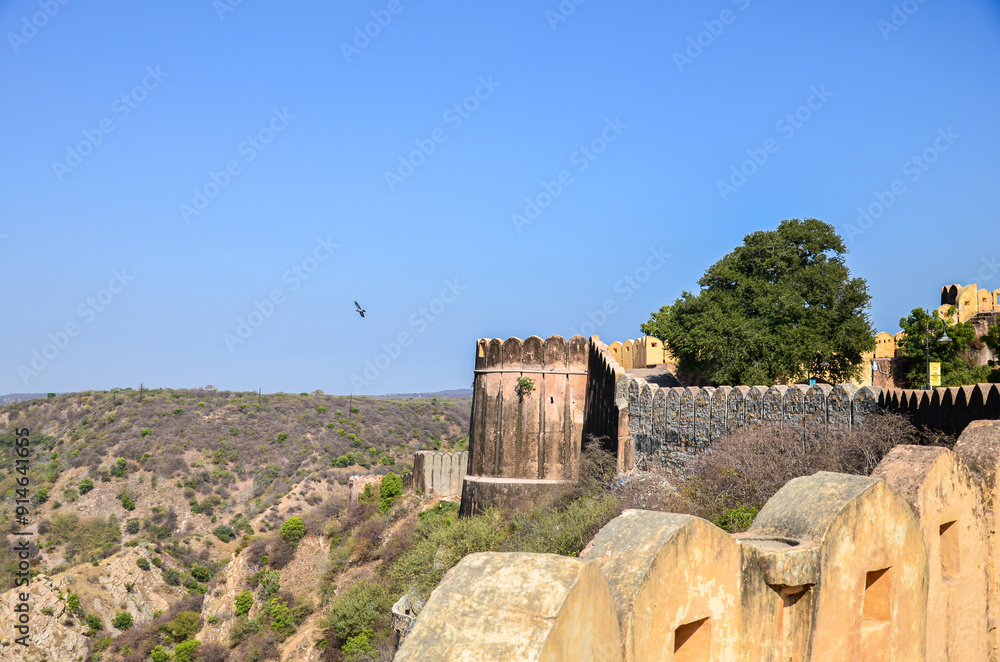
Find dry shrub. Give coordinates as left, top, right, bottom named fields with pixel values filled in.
left=242, top=537, right=268, bottom=565
left=194, top=642, right=228, bottom=662
left=232, top=631, right=280, bottom=662
left=340, top=501, right=378, bottom=534
left=614, top=473, right=705, bottom=518
left=379, top=515, right=417, bottom=566
left=302, top=497, right=345, bottom=535
left=686, top=411, right=941, bottom=516
left=268, top=537, right=297, bottom=570
left=351, top=516, right=389, bottom=563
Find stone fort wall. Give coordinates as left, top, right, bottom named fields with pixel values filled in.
left=461, top=336, right=1000, bottom=511
left=412, top=450, right=467, bottom=497
left=397, top=421, right=1000, bottom=661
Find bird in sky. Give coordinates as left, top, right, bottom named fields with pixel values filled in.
left=354, top=301, right=366, bottom=318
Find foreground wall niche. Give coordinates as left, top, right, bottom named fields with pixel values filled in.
left=872, top=446, right=988, bottom=662
left=747, top=472, right=928, bottom=662
left=395, top=552, right=623, bottom=662
left=582, top=510, right=742, bottom=662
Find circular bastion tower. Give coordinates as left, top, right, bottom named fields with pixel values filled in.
left=460, top=334, right=589, bottom=516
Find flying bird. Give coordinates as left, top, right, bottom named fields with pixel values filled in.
left=354, top=301, right=365, bottom=318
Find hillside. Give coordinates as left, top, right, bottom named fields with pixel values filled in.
left=0, top=388, right=470, bottom=662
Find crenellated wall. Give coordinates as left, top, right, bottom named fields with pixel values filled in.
left=617, top=375, right=881, bottom=470
left=582, top=336, right=629, bottom=468
left=412, top=450, right=468, bottom=497
left=462, top=335, right=589, bottom=515
left=879, top=384, right=1000, bottom=437
left=459, top=335, right=999, bottom=514
left=397, top=423, right=1000, bottom=661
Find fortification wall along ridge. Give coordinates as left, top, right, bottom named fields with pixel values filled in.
left=348, top=474, right=382, bottom=505
left=879, top=384, right=1000, bottom=438
left=412, top=450, right=467, bottom=497
left=619, top=376, right=881, bottom=470
left=462, top=335, right=589, bottom=515
left=399, top=425, right=1000, bottom=661
left=461, top=336, right=1000, bottom=512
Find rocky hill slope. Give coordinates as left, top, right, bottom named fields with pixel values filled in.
left=0, top=388, right=470, bottom=662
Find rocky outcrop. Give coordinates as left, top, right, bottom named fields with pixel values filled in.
left=198, top=534, right=329, bottom=652
left=0, top=548, right=183, bottom=662
left=0, top=575, right=89, bottom=662
left=92, top=549, right=173, bottom=627
left=199, top=551, right=255, bottom=645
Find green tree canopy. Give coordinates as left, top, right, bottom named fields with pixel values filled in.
left=641, top=219, right=875, bottom=385
left=897, top=307, right=992, bottom=387
left=984, top=324, right=1000, bottom=382
left=379, top=472, right=403, bottom=513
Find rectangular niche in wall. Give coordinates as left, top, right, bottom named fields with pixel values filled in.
left=674, top=617, right=711, bottom=662
left=862, top=567, right=891, bottom=622
left=771, top=584, right=811, bottom=662
left=939, top=520, right=960, bottom=580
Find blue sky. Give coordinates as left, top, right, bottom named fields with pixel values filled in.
left=2, top=0, right=998, bottom=396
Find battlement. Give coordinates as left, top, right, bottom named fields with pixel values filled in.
left=398, top=421, right=1000, bottom=661
left=461, top=336, right=1000, bottom=514
left=412, top=450, right=467, bottom=497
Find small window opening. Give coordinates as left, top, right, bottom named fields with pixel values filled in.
left=674, top=617, right=711, bottom=662
left=940, top=521, right=960, bottom=579
left=549, top=397, right=554, bottom=404
left=863, top=568, right=891, bottom=622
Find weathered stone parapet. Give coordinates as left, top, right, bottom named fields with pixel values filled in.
left=459, top=475, right=571, bottom=517
left=401, top=435, right=1000, bottom=662
left=582, top=510, right=742, bottom=661
left=953, top=419, right=1000, bottom=660
left=394, top=552, right=623, bottom=662
left=873, top=445, right=988, bottom=662
left=747, top=472, right=928, bottom=662
left=412, top=450, right=468, bottom=497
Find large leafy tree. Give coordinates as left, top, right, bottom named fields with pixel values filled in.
left=984, top=325, right=1000, bottom=382
left=641, top=219, right=875, bottom=385
left=897, top=307, right=992, bottom=387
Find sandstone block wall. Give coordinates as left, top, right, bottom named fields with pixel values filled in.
left=461, top=335, right=588, bottom=516
left=467, top=335, right=588, bottom=481
left=401, top=444, right=1000, bottom=662
left=873, top=446, right=988, bottom=661
left=582, top=336, right=626, bottom=464
left=412, top=450, right=468, bottom=497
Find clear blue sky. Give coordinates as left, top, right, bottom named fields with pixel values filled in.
left=2, top=0, right=999, bottom=395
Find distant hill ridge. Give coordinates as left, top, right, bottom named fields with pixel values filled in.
left=374, top=388, right=472, bottom=399
left=1, top=389, right=471, bottom=404
left=0, top=392, right=49, bottom=405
